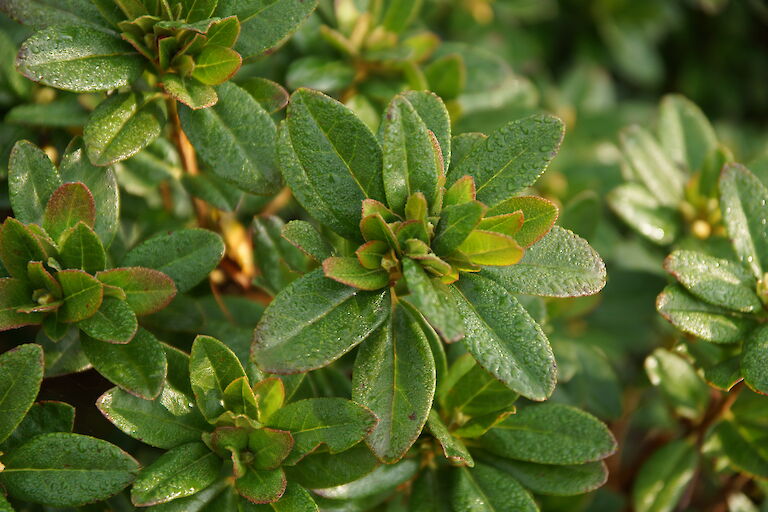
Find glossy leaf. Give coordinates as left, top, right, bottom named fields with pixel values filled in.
left=0, top=278, right=43, bottom=330
left=97, top=267, right=177, bottom=315
left=284, top=444, right=378, bottom=489
left=190, top=335, right=246, bottom=421
left=162, top=74, right=218, bottom=109
left=8, top=140, right=61, bottom=225
left=281, top=220, right=333, bottom=262
left=240, top=77, right=289, bottom=114
left=488, top=195, right=558, bottom=248
left=453, top=464, right=537, bottom=512
left=42, top=182, right=96, bottom=243
left=235, top=467, right=287, bottom=504
left=352, top=305, right=436, bottom=463
left=323, top=256, right=389, bottom=291
left=0, top=218, right=47, bottom=278
left=432, top=200, right=486, bottom=256
left=59, top=221, right=106, bottom=274
left=0, top=401, right=75, bottom=454
left=482, top=456, right=608, bottom=497
left=57, top=269, right=104, bottom=323
left=122, top=229, right=225, bottom=293
left=0, top=0, right=111, bottom=30
left=17, top=26, right=143, bottom=92
left=402, top=258, right=464, bottom=342
left=645, top=348, right=710, bottom=421
left=401, top=90, right=452, bottom=170
left=78, top=297, right=138, bottom=343
left=0, top=344, right=44, bottom=443
left=252, top=269, right=390, bottom=373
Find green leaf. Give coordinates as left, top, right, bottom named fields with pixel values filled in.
left=402, top=258, right=463, bottom=342
left=192, top=45, right=242, bottom=85
left=448, top=115, right=563, bottom=207
left=0, top=433, right=139, bottom=507
left=42, top=182, right=96, bottom=243
left=182, top=172, right=243, bottom=211
left=0, top=278, right=42, bottom=331
left=8, top=140, right=61, bottom=226
left=453, top=464, right=537, bottom=512
left=285, top=56, right=355, bottom=95
left=481, top=403, right=617, bottom=465
left=658, top=94, right=718, bottom=172
left=381, top=0, right=421, bottom=32
left=452, top=274, right=556, bottom=401
left=37, top=326, right=91, bottom=377
left=205, top=15, right=240, bottom=46
left=440, top=356, right=518, bottom=417
left=427, top=410, right=473, bottom=466
left=240, top=77, right=289, bottom=114
left=0, top=401, right=75, bottom=454
left=185, top=0, right=218, bottom=22
left=84, top=92, right=166, bottom=166
left=283, top=89, right=384, bottom=239
left=162, top=74, right=218, bottom=109
left=665, top=250, right=760, bottom=313
left=352, top=304, right=435, bottom=463
left=0, top=0, right=112, bottom=31
left=285, top=444, right=378, bottom=489
left=481, top=456, right=608, bottom=497
left=481, top=226, right=606, bottom=297
left=457, top=230, right=523, bottom=266
left=632, top=440, right=698, bottom=512
left=81, top=328, right=167, bottom=399
left=400, top=91, right=452, bottom=170
left=381, top=93, right=443, bottom=213
left=57, top=269, right=103, bottom=323
left=59, top=138, right=120, bottom=247
left=0, top=344, right=43, bottom=443
left=0, top=218, right=48, bottom=279
left=59, top=221, right=106, bottom=273
left=122, top=228, right=225, bottom=293
left=742, top=324, right=768, bottom=394
left=96, top=267, right=177, bottom=316
left=607, top=183, right=680, bottom=245
left=248, top=428, right=294, bottom=469
left=190, top=334, right=246, bottom=421
left=17, top=26, right=143, bottom=92
left=97, top=386, right=209, bottom=449
left=78, top=297, right=138, bottom=344
left=488, top=195, right=559, bottom=248
left=235, top=467, right=287, bottom=504
left=425, top=54, right=465, bottom=100
left=644, top=348, right=710, bottom=421
left=620, top=125, right=686, bottom=208
left=180, top=82, right=281, bottom=194
left=656, top=284, right=753, bottom=343
left=719, top=163, right=768, bottom=278
left=252, top=269, right=390, bottom=373
left=281, top=220, right=333, bottom=262
left=432, top=200, right=486, bottom=256
left=266, top=397, right=377, bottom=464
left=218, top=0, right=318, bottom=58
left=710, top=419, right=768, bottom=479
left=131, top=442, right=221, bottom=506
left=323, top=256, right=389, bottom=291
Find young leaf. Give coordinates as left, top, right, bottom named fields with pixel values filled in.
left=78, top=297, right=138, bottom=344
left=84, top=92, right=166, bottom=166
left=248, top=428, right=294, bottom=469
left=448, top=115, right=564, bottom=207
left=192, top=45, right=242, bottom=85
left=42, top=182, right=96, bottom=242
left=96, top=267, right=177, bottom=316
left=8, top=140, right=61, bottom=225
left=17, top=26, right=144, bottom=92
left=57, top=269, right=104, bottom=323
left=658, top=94, right=718, bottom=172
left=481, top=226, right=606, bottom=297
left=59, top=222, right=106, bottom=274
left=281, top=220, right=333, bottom=262
left=131, top=442, right=221, bottom=506
left=190, top=335, right=246, bottom=421
left=266, top=398, right=377, bottom=464
left=719, top=163, right=768, bottom=278
left=481, top=403, right=617, bottom=465
left=632, top=440, right=699, bottom=512
left=180, top=82, right=281, bottom=194
left=97, top=386, right=209, bottom=449
left=656, top=284, right=753, bottom=344
left=81, top=328, right=167, bottom=399
left=122, top=229, right=225, bottom=293
left=0, top=218, right=48, bottom=278
left=284, top=88, right=384, bottom=237
left=441, top=356, right=518, bottom=417
left=235, top=467, right=287, bottom=504
left=161, top=74, right=218, bottom=109
left=453, top=464, right=537, bottom=512
left=452, top=274, right=556, bottom=401
left=432, top=200, right=486, bottom=256
left=457, top=230, right=523, bottom=266
left=352, top=304, right=436, bottom=463
left=0, top=344, right=43, bottom=443
left=240, top=77, right=289, bottom=114
left=252, top=269, right=390, bottom=373
left=381, top=93, right=443, bottom=213
left=427, top=410, right=474, bottom=467
left=488, top=195, right=559, bottom=248
left=185, top=0, right=218, bottom=21
left=323, top=257, right=389, bottom=290
left=402, top=258, right=464, bottom=342
left=0, top=433, right=139, bottom=507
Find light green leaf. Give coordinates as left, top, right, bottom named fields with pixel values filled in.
left=81, top=328, right=167, bottom=399
left=448, top=115, right=564, bottom=207
left=425, top=54, right=465, bottom=101
left=481, top=226, right=606, bottom=297
left=402, top=258, right=463, bottom=342
left=427, top=410, right=473, bottom=467
left=192, top=45, right=241, bottom=85
left=240, top=77, right=289, bottom=114
left=0, top=344, right=43, bottom=443
left=57, top=269, right=103, bottom=323
left=84, top=92, right=166, bottom=166
left=162, top=74, right=218, bottom=110
left=452, top=274, right=556, bottom=401
left=122, top=229, right=225, bottom=293
left=487, top=195, right=558, bottom=248
left=252, top=269, right=390, bottom=373
left=0, top=433, right=139, bottom=508
left=8, top=140, right=61, bottom=226
left=607, top=183, right=679, bottom=245
left=323, top=256, right=389, bottom=291
left=432, top=200, right=486, bottom=256
left=400, top=91, right=451, bottom=171
left=17, top=26, right=143, bottom=92
left=633, top=440, right=698, bottom=512
left=440, top=355, right=518, bottom=418
left=481, top=403, right=617, bottom=465
left=180, top=82, right=281, bottom=194
left=352, top=304, right=436, bottom=463
left=658, top=94, right=718, bottom=172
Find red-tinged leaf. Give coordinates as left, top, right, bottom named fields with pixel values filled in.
left=323, top=257, right=390, bottom=291
left=0, top=278, right=42, bottom=331
left=57, top=269, right=104, bottom=323
left=488, top=196, right=558, bottom=248
left=0, top=217, right=48, bottom=279
left=27, top=261, right=62, bottom=298
left=235, top=467, right=286, bottom=504
left=42, top=182, right=96, bottom=242
left=96, top=267, right=177, bottom=316
left=477, top=212, right=524, bottom=238
left=356, top=240, right=388, bottom=270
left=444, top=175, right=476, bottom=206
left=458, top=230, right=524, bottom=266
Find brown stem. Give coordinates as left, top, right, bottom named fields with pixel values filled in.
left=695, top=381, right=744, bottom=446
